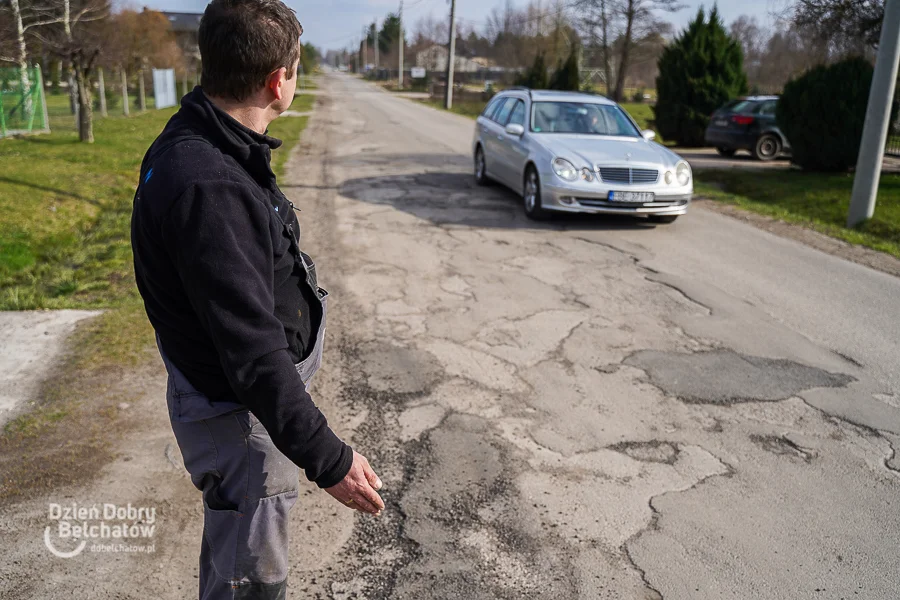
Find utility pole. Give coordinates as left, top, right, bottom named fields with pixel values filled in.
left=373, top=19, right=379, bottom=77
left=358, top=37, right=363, bottom=74
left=398, top=0, right=404, bottom=89
left=444, top=0, right=457, bottom=110
left=848, top=0, right=900, bottom=226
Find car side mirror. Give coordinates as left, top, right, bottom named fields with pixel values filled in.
left=505, top=123, right=525, bottom=137
left=642, top=130, right=656, bottom=141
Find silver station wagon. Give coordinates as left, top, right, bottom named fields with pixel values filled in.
left=472, top=88, right=692, bottom=223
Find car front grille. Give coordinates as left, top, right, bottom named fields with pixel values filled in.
left=574, top=197, right=688, bottom=210
left=597, top=167, right=659, bottom=185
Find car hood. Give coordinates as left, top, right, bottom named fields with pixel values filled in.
left=539, top=135, right=681, bottom=169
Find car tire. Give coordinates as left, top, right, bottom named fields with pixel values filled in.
left=474, top=146, right=490, bottom=186
left=523, top=166, right=547, bottom=220
left=753, top=134, right=781, bottom=161
left=716, top=147, right=737, bottom=157
left=649, top=215, right=679, bottom=224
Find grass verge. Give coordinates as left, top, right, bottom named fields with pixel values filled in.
left=696, top=169, right=900, bottom=260
left=0, top=99, right=311, bottom=501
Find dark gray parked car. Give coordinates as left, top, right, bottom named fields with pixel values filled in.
left=704, top=96, right=791, bottom=161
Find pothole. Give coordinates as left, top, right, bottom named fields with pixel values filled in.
left=625, top=349, right=854, bottom=405
left=610, top=440, right=680, bottom=465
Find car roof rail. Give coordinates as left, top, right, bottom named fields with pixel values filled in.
left=507, top=86, right=532, bottom=98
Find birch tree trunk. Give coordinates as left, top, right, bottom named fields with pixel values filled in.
left=10, top=0, right=33, bottom=114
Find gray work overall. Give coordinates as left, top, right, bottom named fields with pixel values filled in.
left=159, top=250, right=328, bottom=600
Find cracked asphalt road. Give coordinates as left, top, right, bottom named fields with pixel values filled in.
left=3, top=72, right=899, bottom=599
left=293, top=74, right=900, bottom=599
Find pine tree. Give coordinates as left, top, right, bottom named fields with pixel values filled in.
left=550, top=49, right=580, bottom=91
left=517, top=53, right=549, bottom=89
left=654, top=6, right=748, bottom=147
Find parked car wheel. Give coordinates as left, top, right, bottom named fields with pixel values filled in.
left=753, top=134, right=781, bottom=161
left=716, top=147, right=737, bottom=157
left=523, top=166, right=546, bottom=220
left=474, top=146, right=490, bottom=186
left=649, top=214, right=679, bottom=224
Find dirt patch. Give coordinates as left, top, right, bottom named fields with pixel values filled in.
left=696, top=199, right=900, bottom=279
left=0, top=310, right=101, bottom=428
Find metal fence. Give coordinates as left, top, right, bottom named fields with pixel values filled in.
left=0, top=66, right=49, bottom=138
left=888, top=94, right=900, bottom=157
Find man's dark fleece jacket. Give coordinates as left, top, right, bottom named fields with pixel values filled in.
left=131, top=88, right=352, bottom=488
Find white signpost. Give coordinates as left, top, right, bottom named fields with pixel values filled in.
left=152, top=69, right=178, bottom=109
left=411, top=67, right=426, bottom=79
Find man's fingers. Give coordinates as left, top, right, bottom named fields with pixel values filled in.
left=348, top=492, right=381, bottom=515
left=357, top=482, right=385, bottom=512
left=361, top=459, right=383, bottom=491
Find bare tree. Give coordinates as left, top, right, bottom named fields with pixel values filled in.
left=730, top=15, right=765, bottom=89
left=577, top=0, right=616, bottom=92
left=612, top=0, right=683, bottom=101
left=793, top=0, right=884, bottom=48
left=1, top=0, right=70, bottom=109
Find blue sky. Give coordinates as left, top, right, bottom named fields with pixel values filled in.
left=137, top=0, right=783, bottom=50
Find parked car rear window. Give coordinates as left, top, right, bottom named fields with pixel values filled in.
left=531, top=102, right=640, bottom=137
left=728, top=100, right=758, bottom=113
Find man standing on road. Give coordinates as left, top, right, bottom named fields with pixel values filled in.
left=130, top=1, right=384, bottom=597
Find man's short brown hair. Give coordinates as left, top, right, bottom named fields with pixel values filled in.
left=199, top=0, right=303, bottom=101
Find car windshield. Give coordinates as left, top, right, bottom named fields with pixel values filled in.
left=531, top=102, right=640, bottom=137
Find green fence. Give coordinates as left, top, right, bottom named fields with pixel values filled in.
left=0, top=66, right=50, bottom=138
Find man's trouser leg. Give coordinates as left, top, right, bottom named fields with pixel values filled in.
left=172, top=409, right=301, bottom=600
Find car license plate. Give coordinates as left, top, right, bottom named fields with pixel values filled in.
left=715, top=119, right=728, bottom=127
left=609, top=191, right=654, bottom=203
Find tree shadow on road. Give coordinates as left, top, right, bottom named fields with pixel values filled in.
left=337, top=153, right=661, bottom=232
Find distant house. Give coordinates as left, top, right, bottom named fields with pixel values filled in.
left=415, top=45, right=483, bottom=74
left=162, top=12, right=203, bottom=64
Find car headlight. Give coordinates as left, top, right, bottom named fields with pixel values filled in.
left=664, top=171, right=674, bottom=185
left=552, top=158, right=578, bottom=182
left=581, top=168, right=594, bottom=182
left=676, top=161, right=691, bottom=186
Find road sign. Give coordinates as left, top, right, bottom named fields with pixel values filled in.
left=411, top=67, right=426, bottom=79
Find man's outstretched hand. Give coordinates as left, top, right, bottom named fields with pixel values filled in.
left=325, top=451, right=384, bottom=516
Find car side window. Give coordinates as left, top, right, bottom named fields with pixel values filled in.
left=492, top=98, right=517, bottom=125
left=482, top=97, right=504, bottom=120
left=759, top=101, right=777, bottom=116
left=507, top=100, right=526, bottom=127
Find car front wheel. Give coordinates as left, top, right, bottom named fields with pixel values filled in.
left=649, top=214, right=679, bottom=224
left=474, top=146, right=490, bottom=186
left=523, top=166, right=546, bottom=220
left=753, top=134, right=781, bottom=161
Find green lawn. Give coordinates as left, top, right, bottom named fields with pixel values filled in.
left=696, top=169, right=900, bottom=259
left=0, top=94, right=312, bottom=498
left=291, top=92, right=315, bottom=114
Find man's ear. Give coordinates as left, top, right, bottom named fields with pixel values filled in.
left=266, top=67, right=288, bottom=101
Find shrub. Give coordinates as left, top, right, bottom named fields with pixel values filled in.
left=654, top=6, right=748, bottom=147
left=777, top=56, right=874, bottom=172
left=632, top=88, right=645, bottom=103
